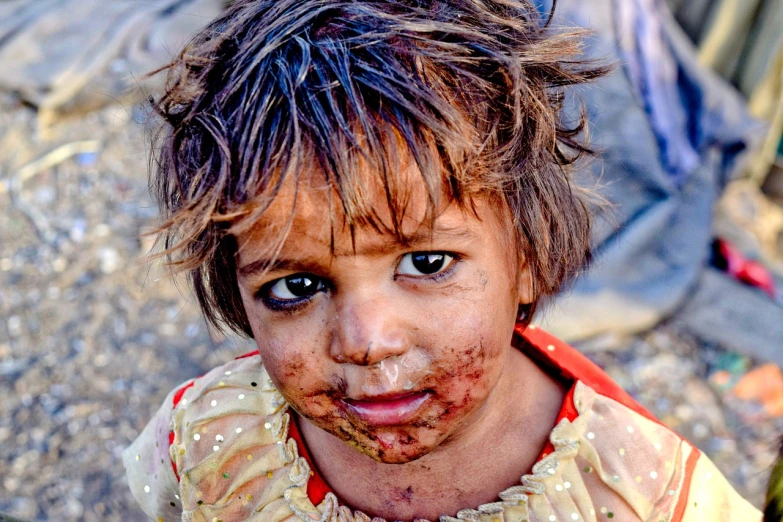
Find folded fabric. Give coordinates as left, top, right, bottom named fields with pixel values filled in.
left=538, top=0, right=766, bottom=340
left=0, top=0, right=224, bottom=127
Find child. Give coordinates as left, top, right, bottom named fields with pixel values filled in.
left=123, top=0, right=761, bottom=520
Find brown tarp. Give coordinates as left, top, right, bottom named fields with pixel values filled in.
left=0, top=0, right=224, bottom=130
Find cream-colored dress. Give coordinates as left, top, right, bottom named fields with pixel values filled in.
left=123, top=329, right=761, bottom=522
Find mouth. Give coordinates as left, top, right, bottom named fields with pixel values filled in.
left=341, top=391, right=431, bottom=426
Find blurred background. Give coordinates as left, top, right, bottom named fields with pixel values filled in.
left=0, top=0, right=782, bottom=520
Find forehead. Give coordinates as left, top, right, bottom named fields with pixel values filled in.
left=234, top=159, right=435, bottom=256
left=231, top=158, right=505, bottom=265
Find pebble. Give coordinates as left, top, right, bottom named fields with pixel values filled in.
left=98, top=247, right=120, bottom=274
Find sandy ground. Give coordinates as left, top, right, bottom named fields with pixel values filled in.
left=0, top=96, right=781, bottom=521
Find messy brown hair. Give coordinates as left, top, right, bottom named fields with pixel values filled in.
left=152, top=0, right=608, bottom=336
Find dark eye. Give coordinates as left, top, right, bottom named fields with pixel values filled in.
left=398, top=252, right=455, bottom=276
left=267, top=274, right=325, bottom=300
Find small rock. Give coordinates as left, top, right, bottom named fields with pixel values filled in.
left=70, top=219, right=87, bottom=243
left=98, top=248, right=121, bottom=274
left=52, top=257, right=67, bottom=272
left=7, top=315, right=23, bottom=337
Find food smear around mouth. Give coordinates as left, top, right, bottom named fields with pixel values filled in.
left=378, top=359, right=401, bottom=388
left=343, top=391, right=431, bottom=426
left=355, top=351, right=433, bottom=398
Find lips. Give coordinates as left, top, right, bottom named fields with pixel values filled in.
left=342, top=391, right=431, bottom=426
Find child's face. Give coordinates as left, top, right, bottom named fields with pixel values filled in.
left=235, top=169, right=530, bottom=464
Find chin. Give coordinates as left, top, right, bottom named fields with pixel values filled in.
left=345, top=428, right=441, bottom=465
left=355, top=442, right=432, bottom=464
left=302, top=407, right=451, bottom=465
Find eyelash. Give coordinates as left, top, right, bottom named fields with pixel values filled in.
left=255, top=278, right=327, bottom=312
left=255, top=251, right=461, bottom=312
left=394, top=252, right=460, bottom=282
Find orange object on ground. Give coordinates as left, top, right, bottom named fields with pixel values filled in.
left=733, top=363, right=783, bottom=416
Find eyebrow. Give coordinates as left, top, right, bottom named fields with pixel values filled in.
left=237, top=257, right=325, bottom=278
left=237, top=226, right=478, bottom=278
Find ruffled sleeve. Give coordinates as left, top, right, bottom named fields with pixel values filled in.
left=124, top=352, right=322, bottom=522
left=123, top=383, right=185, bottom=521
left=170, top=355, right=297, bottom=522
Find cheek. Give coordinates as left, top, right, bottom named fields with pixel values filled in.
left=415, top=263, right=518, bottom=340
left=453, top=338, right=504, bottom=391
left=241, top=298, right=330, bottom=381
left=423, top=296, right=511, bottom=380
left=420, top=333, right=508, bottom=427
left=251, top=330, right=337, bottom=412
left=402, top=272, right=513, bottom=413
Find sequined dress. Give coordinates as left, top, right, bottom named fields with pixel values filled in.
left=123, top=326, right=761, bottom=522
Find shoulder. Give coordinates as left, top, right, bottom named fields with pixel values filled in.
left=563, top=381, right=761, bottom=522
left=519, top=326, right=760, bottom=521
left=123, top=353, right=313, bottom=521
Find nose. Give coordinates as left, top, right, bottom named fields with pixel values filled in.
left=330, top=294, right=410, bottom=366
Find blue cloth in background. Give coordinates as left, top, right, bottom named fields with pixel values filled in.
left=538, top=0, right=765, bottom=339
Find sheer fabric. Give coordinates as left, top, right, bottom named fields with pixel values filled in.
left=123, top=330, right=760, bottom=522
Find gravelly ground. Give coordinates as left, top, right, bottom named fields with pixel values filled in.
left=0, top=96, right=780, bottom=521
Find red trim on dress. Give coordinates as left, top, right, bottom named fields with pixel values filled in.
left=235, top=350, right=260, bottom=360
left=535, top=383, right=578, bottom=460
left=169, top=380, right=194, bottom=481
left=288, top=414, right=332, bottom=506
left=167, top=431, right=179, bottom=481
left=672, top=447, right=701, bottom=521
left=172, top=380, right=195, bottom=408
left=516, top=325, right=667, bottom=429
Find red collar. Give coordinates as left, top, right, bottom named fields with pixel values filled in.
left=515, top=324, right=661, bottom=429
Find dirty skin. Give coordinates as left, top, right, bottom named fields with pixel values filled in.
left=291, top=378, right=479, bottom=462
left=399, top=486, right=415, bottom=502
left=278, top=335, right=501, bottom=464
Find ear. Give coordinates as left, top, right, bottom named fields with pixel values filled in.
left=516, top=256, right=534, bottom=306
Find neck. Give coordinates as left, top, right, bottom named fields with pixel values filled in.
left=298, top=346, right=566, bottom=521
